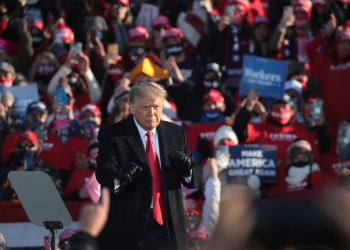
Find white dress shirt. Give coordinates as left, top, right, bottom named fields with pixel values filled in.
left=114, top=118, right=192, bottom=199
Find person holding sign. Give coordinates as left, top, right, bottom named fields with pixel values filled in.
left=233, top=88, right=320, bottom=196
left=279, top=140, right=337, bottom=199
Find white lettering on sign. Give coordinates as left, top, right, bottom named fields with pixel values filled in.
left=332, top=161, right=350, bottom=171
left=244, top=68, right=282, bottom=83
left=180, top=69, right=193, bottom=80
left=287, top=182, right=307, bottom=192
left=241, top=150, right=263, bottom=158
left=269, top=133, right=297, bottom=141
left=330, top=62, right=350, bottom=71
left=228, top=158, right=275, bottom=168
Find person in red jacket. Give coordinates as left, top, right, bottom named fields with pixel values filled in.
left=233, top=88, right=320, bottom=193
left=306, top=18, right=350, bottom=126
left=186, top=89, right=228, bottom=165
left=279, top=140, right=337, bottom=199
left=322, top=121, right=350, bottom=177
left=63, top=104, right=101, bottom=174
left=63, top=139, right=98, bottom=201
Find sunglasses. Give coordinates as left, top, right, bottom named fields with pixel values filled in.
left=185, top=212, right=197, bottom=216
left=17, top=142, right=35, bottom=149
left=153, top=26, right=167, bottom=31
left=113, top=3, right=126, bottom=8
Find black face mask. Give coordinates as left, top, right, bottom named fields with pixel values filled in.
left=186, top=220, right=200, bottom=231
left=88, top=162, right=97, bottom=171
left=292, top=160, right=309, bottom=168
left=130, top=46, right=146, bottom=56
left=30, top=30, right=44, bottom=47
left=166, top=41, right=184, bottom=56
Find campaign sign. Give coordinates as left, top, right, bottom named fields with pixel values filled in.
left=84, top=173, right=101, bottom=203
left=226, top=144, right=277, bottom=184
left=0, top=84, right=39, bottom=120
left=239, top=55, right=287, bottom=99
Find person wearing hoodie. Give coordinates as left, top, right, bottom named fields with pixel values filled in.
left=186, top=89, right=228, bottom=165
left=279, top=140, right=337, bottom=199
left=233, top=88, right=320, bottom=195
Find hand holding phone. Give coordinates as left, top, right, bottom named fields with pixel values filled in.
left=23, top=151, right=34, bottom=170
left=313, top=100, right=323, bottom=120
left=107, top=44, right=119, bottom=63
left=55, top=88, right=67, bottom=107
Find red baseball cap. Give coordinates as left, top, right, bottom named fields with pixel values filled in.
left=185, top=198, right=203, bottom=216
left=164, top=27, right=183, bottom=41
left=229, top=0, right=250, bottom=13
left=15, top=130, right=39, bottom=145
left=0, top=39, right=9, bottom=54
left=80, top=104, right=102, bottom=117
left=53, top=24, right=75, bottom=43
left=27, top=19, right=44, bottom=31
left=152, top=15, right=171, bottom=29
left=59, top=229, right=78, bottom=243
left=292, top=0, right=312, bottom=20
left=128, top=25, right=149, bottom=41
left=202, top=89, right=225, bottom=104
left=113, top=0, right=129, bottom=6
left=188, top=226, right=209, bottom=242
left=253, top=15, right=270, bottom=26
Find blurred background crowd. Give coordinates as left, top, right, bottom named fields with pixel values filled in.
left=0, top=0, right=350, bottom=249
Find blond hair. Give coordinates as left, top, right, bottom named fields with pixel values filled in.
left=28, top=52, right=61, bottom=82
left=129, top=82, right=167, bottom=104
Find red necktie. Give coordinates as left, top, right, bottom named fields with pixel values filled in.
left=146, top=131, right=165, bottom=225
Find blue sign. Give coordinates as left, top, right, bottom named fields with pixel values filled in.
left=239, top=55, right=287, bottom=99
left=0, top=84, right=39, bottom=120
left=226, top=144, right=277, bottom=184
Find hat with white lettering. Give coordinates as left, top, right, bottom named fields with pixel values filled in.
left=284, top=79, right=303, bottom=95
left=185, top=198, right=203, bottom=216
left=26, top=101, right=48, bottom=115
left=202, top=89, right=225, bottom=104
left=128, top=25, right=149, bottom=42
left=164, top=27, right=183, bottom=41
left=152, top=15, right=171, bottom=30
left=80, top=104, right=102, bottom=118
left=334, top=20, right=350, bottom=45
left=27, top=19, right=44, bottom=31
left=214, top=125, right=238, bottom=148
left=188, top=226, right=209, bottom=242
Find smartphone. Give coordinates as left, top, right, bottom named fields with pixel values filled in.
left=313, top=100, right=323, bottom=120
left=55, top=88, right=67, bottom=107
left=224, top=5, right=234, bottom=24
left=71, top=42, right=82, bottom=54
left=217, top=145, right=229, bottom=156
left=156, top=77, right=173, bottom=87
left=23, top=151, right=34, bottom=170
left=44, top=236, right=51, bottom=250
left=90, top=30, right=97, bottom=45
left=108, top=43, right=119, bottom=63
left=283, top=6, right=293, bottom=16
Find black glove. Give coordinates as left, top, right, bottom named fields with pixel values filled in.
left=168, top=151, right=192, bottom=176
left=196, top=136, right=213, bottom=158
left=118, top=162, right=142, bottom=186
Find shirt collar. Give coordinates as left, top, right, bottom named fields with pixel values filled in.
left=133, top=117, right=157, bottom=137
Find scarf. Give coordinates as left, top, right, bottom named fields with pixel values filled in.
left=112, top=20, right=128, bottom=54
left=285, top=163, right=320, bottom=185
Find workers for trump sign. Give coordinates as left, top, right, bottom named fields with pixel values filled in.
left=226, top=144, right=277, bottom=184
left=239, top=55, right=287, bottom=99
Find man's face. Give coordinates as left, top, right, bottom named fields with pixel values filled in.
left=188, top=239, right=207, bottom=250
left=203, top=100, right=225, bottom=112
left=2, top=98, right=14, bottom=115
left=28, top=111, right=47, bottom=123
left=129, top=96, right=163, bottom=131
left=80, top=111, right=101, bottom=126
left=0, top=70, right=12, bottom=78
left=254, top=23, right=269, bottom=43
left=16, top=139, right=39, bottom=153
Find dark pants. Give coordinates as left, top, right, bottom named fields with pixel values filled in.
left=142, top=209, right=178, bottom=250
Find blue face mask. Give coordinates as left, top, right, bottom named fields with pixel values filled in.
left=204, top=109, right=222, bottom=122
left=337, top=137, right=350, bottom=149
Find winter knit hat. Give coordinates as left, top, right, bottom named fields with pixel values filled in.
left=214, top=126, right=238, bottom=148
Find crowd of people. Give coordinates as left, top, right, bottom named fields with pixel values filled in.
left=0, top=0, right=350, bottom=249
